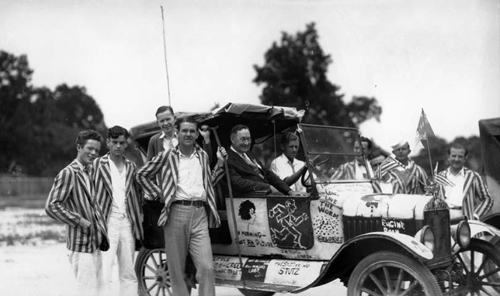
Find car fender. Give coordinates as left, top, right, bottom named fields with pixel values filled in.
left=469, top=219, right=500, bottom=238
left=292, top=232, right=433, bottom=292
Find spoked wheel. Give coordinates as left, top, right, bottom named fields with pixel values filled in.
left=238, top=288, right=275, bottom=296
left=135, top=247, right=172, bottom=296
left=347, top=251, right=442, bottom=296
left=454, top=239, right=500, bottom=295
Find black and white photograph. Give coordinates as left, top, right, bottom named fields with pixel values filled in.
left=1, top=0, right=499, bottom=295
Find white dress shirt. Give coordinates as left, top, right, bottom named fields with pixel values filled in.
left=175, top=151, right=206, bottom=201
left=109, top=159, right=127, bottom=214
left=270, top=153, right=305, bottom=192
left=444, top=168, right=466, bottom=208
left=160, top=132, right=178, bottom=152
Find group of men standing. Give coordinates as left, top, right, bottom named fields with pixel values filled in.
left=45, top=127, right=143, bottom=296
left=45, top=103, right=494, bottom=296
left=45, top=105, right=227, bottom=296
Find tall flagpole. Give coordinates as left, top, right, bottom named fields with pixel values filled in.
left=160, top=6, right=172, bottom=107
left=423, top=109, right=434, bottom=179
left=426, top=138, right=434, bottom=179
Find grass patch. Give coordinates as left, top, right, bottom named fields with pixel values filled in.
left=0, top=208, right=66, bottom=246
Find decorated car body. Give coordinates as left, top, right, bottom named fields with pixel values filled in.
left=126, top=103, right=500, bottom=296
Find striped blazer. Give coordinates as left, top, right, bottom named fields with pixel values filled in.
left=93, top=154, right=144, bottom=241
left=437, top=168, right=493, bottom=220
left=45, top=160, right=108, bottom=253
left=372, top=172, right=405, bottom=194
left=136, top=145, right=221, bottom=228
left=390, top=160, right=428, bottom=194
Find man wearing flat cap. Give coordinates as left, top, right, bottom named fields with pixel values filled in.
left=388, top=140, right=428, bottom=194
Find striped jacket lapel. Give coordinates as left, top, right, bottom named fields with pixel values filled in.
left=99, top=155, right=113, bottom=197
left=124, top=159, right=135, bottom=196
left=75, top=164, right=93, bottom=199
left=462, top=168, right=474, bottom=194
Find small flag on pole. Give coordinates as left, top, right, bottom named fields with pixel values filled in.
left=376, top=156, right=400, bottom=177
left=434, top=174, right=455, bottom=188
left=432, top=162, right=455, bottom=187
left=415, top=109, right=435, bottom=150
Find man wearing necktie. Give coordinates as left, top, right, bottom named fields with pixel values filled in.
left=227, top=124, right=304, bottom=196
left=45, top=130, right=108, bottom=296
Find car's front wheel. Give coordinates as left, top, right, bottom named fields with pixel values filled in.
left=454, top=238, right=500, bottom=295
left=347, top=251, right=442, bottom=296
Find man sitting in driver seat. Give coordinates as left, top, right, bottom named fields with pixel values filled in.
left=227, top=124, right=304, bottom=196
left=270, top=132, right=308, bottom=192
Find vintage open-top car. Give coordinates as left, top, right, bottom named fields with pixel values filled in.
left=125, top=103, right=500, bottom=296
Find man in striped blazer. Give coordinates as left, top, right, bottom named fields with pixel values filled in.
left=93, top=126, right=144, bottom=295
left=45, top=130, right=107, bottom=295
left=437, top=142, right=493, bottom=220
left=329, top=137, right=373, bottom=181
left=136, top=117, right=224, bottom=296
left=389, top=140, right=428, bottom=194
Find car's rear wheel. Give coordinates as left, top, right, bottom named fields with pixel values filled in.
left=347, top=251, right=442, bottom=296
left=135, top=247, right=172, bottom=296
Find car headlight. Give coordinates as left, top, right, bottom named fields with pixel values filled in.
left=419, top=225, right=435, bottom=252
left=451, top=220, right=471, bottom=249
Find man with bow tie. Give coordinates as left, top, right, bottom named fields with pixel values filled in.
left=45, top=129, right=108, bottom=296
left=93, top=125, right=144, bottom=295
left=227, top=124, right=304, bottom=196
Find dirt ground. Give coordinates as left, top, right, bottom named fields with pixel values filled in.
left=0, top=242, right=346, bottom=296
left=0, top=207, right=346, bottom=296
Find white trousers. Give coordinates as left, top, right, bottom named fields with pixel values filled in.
left=102, top=211, right=138, bottom=296
left=67, top=249, right=104, bottom=296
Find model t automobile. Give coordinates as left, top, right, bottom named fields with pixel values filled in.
left=125, top=103, right=500, bottom=296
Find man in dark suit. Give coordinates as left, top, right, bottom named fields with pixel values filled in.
left=227, top=124, right=305, bottom=196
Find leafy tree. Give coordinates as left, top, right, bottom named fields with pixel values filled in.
left=0, top=50, right=107, bottom=176
left=253, top=23, right=382, bottom=128
left=0, top=51, right=34, bottom=173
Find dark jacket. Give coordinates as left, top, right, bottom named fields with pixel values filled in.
left=227, top=148, right=291, bottom=194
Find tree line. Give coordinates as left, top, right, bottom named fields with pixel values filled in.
left=253, top=23, right=483, bottom=175
left=0, top=50, right=107, bottom=176
left=0, top=23, right=481, bottom=177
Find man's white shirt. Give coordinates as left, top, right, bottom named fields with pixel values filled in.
left=175, top=151, right=206, bottom=201
left=444, top=168, right=465, bottom=208
left=160, top=131, right=178, bottom=152
left=109, top=159, right=127, bottom=213
left=270, top=154, right=305, bottom=192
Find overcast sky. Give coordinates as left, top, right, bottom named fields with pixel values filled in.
left=1, top=0, right=499, bottom=153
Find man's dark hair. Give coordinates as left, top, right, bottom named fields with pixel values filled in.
left=231, top=124, right=249, bottom=136
left=175, top=116, right=198, bottom=130
left=281, top=132, right=299, bottom=146
left=76, top=130, right=103, bottom=147
left=155, top=105, right=175, bottom=117
left=360, top=136, right=373, bottom=150
left=368, top=149, right=384, bottom=161
left=447, top=142, right=469, bottom=157
left=107, top=125, right=129, bottom=139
